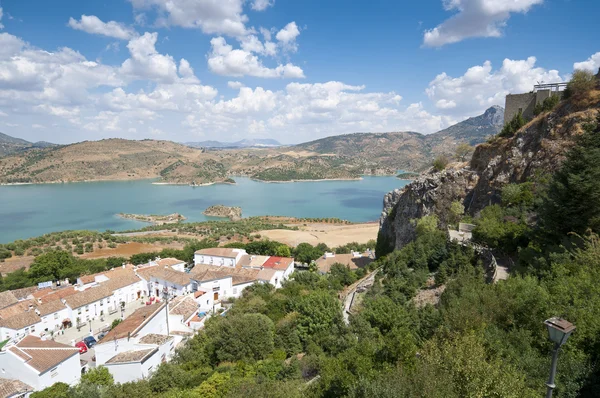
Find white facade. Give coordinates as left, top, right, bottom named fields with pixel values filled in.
left=111, top=280, right=146, bottom=305
left=39, top=307, right=70, bottom=335
left=194, top=249, right=247, bottom=268
left=104, top=349, right=162, bottom=384
left=0, top=347, right=80, bottom=391
left=194, top=276, right=233, bottom=302
left=0, top=321, right=42, bottom=343
left=66, top=296, right=112, bottom=325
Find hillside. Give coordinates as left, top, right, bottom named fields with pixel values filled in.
left=295, top=106, right=504, bottom=170
left=185, top=138, right=282, bottom=149
left=0, top=107, right=503, bottom=184
left=0, top=132, right=57, bottom=157
left=378, top=90, right=600, bottom=251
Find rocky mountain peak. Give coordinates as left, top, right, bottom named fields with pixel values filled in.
left=482, top=106, right=505, bottom=126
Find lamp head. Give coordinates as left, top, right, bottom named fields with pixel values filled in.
left=544, top=317, right=576, bottom=346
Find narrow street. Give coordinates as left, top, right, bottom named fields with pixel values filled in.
left=341, top=269, right=378, bottom=324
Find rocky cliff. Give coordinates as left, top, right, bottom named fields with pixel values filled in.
left=379, top=92, right=600, bottom=253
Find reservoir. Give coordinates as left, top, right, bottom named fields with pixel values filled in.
left=0, top=176, right=409, bottom=243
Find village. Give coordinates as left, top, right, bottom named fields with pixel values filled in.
left=0, top=246, right=374, bottom=396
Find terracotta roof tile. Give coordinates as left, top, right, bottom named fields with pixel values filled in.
left=11, top=336, right=79, bottom=373
left=262, top=256, right=294, bottom=271
left=34, top=287, right=77, bottom=303
left=106, top=348, right=157, bottom=364
left=315, top=253, right=373, bottom=273
left=37, top=300, right=67, bottom=317
left=155, top=258, right=185, bottom=267
left=99, top=302, right=165, bottom=343
left=7, top=286, right=38, bottom=301
left=63, top=286, right=112, bottom=310
left=0, top=377, right=34, bottom=397
left=194, top=248, right=241, bottom=258
left=136, top=266, right=191, bottom=287
left=238, top=255, right=270, bottom=269
left=138, top=333, right=172, bottom=345
left=0, top=292, right=18, bottom=310
left=169, top=296, right=198, bottom=321
left=0, top=310, right=40, bottom=331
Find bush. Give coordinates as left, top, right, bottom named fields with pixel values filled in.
left=499, top=110, right=526, bottom=138
left=432, top=155, right=449, bottom=172
left=564, top=69, right=597, bottom=99
left=533, top=94, right=560, bottom=116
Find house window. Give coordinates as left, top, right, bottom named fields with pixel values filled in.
left=54, top=313, right=59, bottom=320
left=100, top=301, right=103, bottom=307
left=233, top=288, right=238, bottom=295
left=24, top=327, right=29, bottom=334
left=77, top=309, right=82, bottom=315
left=85, top=305, right=89, bottom=312
left=50, top=367, right=58, bottom=378
left=31, top=326, right=35, bottom=333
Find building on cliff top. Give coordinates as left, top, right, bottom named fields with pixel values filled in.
left=504, top=82, right=567, bottom=123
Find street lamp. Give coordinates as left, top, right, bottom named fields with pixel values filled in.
left=544, top=317, right=576, bottom=398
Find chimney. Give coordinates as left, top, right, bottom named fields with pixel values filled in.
left=35, top=309, right=41, bottom=316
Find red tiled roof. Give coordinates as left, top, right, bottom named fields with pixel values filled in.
left=262, top=256, right=294, bottom=271
left=0, top=377, right=33, bottom=397
left=11, top=335, right=79, bottom=373
left=99, top=302, right=165, bottom=343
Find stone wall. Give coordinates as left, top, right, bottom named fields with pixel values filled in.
left=504, top=92, right=536, bottom=123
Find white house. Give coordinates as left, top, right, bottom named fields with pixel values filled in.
left=63, top=285, right=113, bottom=325
left=136, top=265, right=193, bottom=299
left=0, top=297, right=72, bottom=343
left=194, top=248, right=247, bottom=268
left=154, top=258, right=187, bottom=272
left=0, top=309, right=41, bottom=343
left=36, top=301, right=70, bottom=336
left=0, top=335, right=81, bottom=392
left=168, top=295, right=199, bottom=333
left=95, top=303, right=181, bottom=383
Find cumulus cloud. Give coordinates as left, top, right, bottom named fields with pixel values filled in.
left=120, top=32, right=191, bottom=83
left=228, top=81, right=244, bottom=89
left=251, top=0, right=275, bottom=11
left=276, top=21, right=300, bottom=47
left=426, top=56, right=563, bottom=118
left=574, top=52, right=600, bottom=73
left=0, top=7, right=4, bottom=30
left=423, top=0, right=543, bottom=47
left=68, top=15, right=137, bottom=40
left=128, top=0, right=248, bottom=36
left=207, top=37, right=305, bottom=78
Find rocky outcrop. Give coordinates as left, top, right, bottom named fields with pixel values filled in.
left=203, top=205, right=242, bottom=221
left=379, top=95, right=600, bottom=253
left=379, top=169, right=478, bottom=250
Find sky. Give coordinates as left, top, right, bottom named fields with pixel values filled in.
left=0, top=0, right=598, bottom=145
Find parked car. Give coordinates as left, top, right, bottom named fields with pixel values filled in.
left=75, top=341, right=88, bottom=353
left=83, top=336, right=97, bottom=348
left=97, top=332, right=107, bottom=341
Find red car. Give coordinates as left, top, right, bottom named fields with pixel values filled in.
left=75, top=341, right=88, bottom=354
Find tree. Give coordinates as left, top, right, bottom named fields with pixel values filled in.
left=540, top=116, right=600, bottom=240
left=455, top=143, right=473, bottom=162
left=499, top=110, right=526, bottom=138
left=564, top=69, right=597, bottom=99
left=30, top=383, right=70, bottom=398
left=449, top=201, right=465, bottom=225
left=206, top=313, right=275, bottom=363
left=433, top=155, right=449, bottom=172
left=80, top=366, right=114, bottom=387
left=275, top=245, right=291, bottom=257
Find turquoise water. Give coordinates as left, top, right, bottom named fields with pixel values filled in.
left=0, top=177, right=408, bottom=243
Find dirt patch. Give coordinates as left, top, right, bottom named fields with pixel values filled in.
left=257, top=222, right=378, bottom=248
left=0, top=256, right=35, bottom=275
left=79, top=241, right=185, bottom=259
left=413, top=278, right=446, bottom=308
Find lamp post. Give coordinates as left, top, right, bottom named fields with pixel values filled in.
left=544, top=317, right=576, bottom=398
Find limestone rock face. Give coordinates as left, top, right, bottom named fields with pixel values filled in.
left=379, top=169, right=478, bottom=251
left=378, top=99, right=600, bottom=252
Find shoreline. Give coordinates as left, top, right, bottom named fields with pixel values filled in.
left=250, top=177, right=363, bottom=183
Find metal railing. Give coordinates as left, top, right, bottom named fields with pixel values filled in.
left=534, top=82, right=568, bottom=92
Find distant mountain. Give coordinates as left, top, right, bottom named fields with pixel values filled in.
left=295, top=106, right=504, bottom=171
left=0, top=132, right=58, bottom=157
left=186, top=138, right=282, bottom=149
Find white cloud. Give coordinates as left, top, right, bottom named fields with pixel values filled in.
left=0, top=7, right=4, bottom=30
left=426, top=56, right=563, bottom=118
left=574, top=52, right=600, bottom=73
left=32, top=124, right=44, bottom=128
left=68, top=15, right=137, bottom=40
left=120, top=32, right=184, bottom=83
left=423, top=0, right=543, bottom=47
left=207, top=37, right=305, bottom=78
left=128, top=0, right=248, bottom=36
left=276, top=21, right=300, bottom=52
left=228, top=81, right=244, bottom=89
left=251, top=0, right=275, bottom=11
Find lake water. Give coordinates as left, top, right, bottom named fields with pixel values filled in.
left=0, top=177, right=409, bottom=243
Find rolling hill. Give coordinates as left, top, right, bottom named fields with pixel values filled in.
left=0, top=132, right=57, bottom=157
left=0, top=107, right=504, bottom=184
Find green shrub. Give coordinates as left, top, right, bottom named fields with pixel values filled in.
left=533, top=94, right=560, bottom=116
left=564, top=69, right=597, bottom=99
left=432, top=155, right=449, bottom=172
left=499, top=110, right=526, bottom=138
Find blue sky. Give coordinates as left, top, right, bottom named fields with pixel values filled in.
left=0, top=0, right=598, bottom=144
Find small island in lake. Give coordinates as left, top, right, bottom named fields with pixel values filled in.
left=203, top=205, right=242, bottom=221
left=118, top=213, right=186, bottom=225
left=396, top=172, right=420, bottom=180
